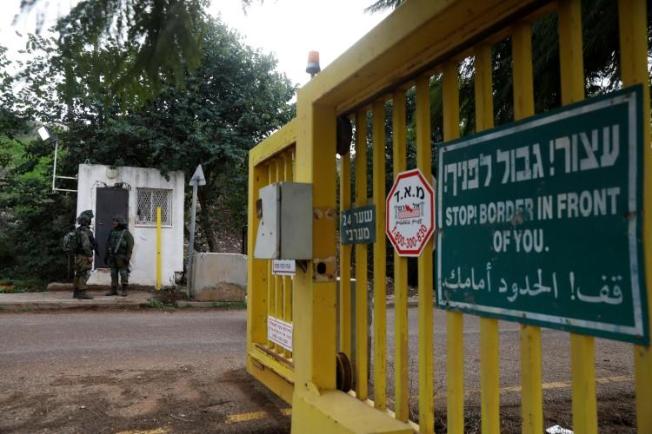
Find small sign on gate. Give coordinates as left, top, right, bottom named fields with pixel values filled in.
left=272, top=259, right=296, bottom=276
left=385, top=169, right=435, bottom=257
left=267, top=316, right=293, bottom=351
left=340, top=205, right=376, bottom=244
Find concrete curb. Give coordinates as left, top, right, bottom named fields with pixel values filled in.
left=176, top=301, right=246, bottom=309
left=0, top=290, right=154, bottom=313
left=0, top=302, right=153, bottom=312
left=0, top=291, right=411, bottom=313
left=0, top=301, right=248, bottom=313
left=0, top=290, right=248, bottom=313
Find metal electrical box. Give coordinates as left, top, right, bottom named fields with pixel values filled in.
left=254, top=182, right=312, bottom=259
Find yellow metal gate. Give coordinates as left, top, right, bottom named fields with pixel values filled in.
left=247, top=0, right=651, bottom=432
left=247, top=120, right=297, bottom=404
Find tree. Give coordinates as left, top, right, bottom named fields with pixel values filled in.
left=38, top=17, right=294, bottom=251
left=18, top=0, right=265, bottom=102
left=0, top=44, right=76, bottom=280
left=366, top=0, right=651, bottom=127
left=0, top=16, right=294, bottom=283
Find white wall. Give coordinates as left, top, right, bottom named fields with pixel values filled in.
left=76, top=164, right=185, bottom=287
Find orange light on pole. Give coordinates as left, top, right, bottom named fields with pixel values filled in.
left=306, top=51, right=321, bottom=77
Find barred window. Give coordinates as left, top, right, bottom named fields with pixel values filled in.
left=136, top=188, right=172, bottom=225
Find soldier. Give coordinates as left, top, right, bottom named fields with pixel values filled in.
left=105, top=215, right=134, bottom=297
left=73, top=210, right=96, bottom=300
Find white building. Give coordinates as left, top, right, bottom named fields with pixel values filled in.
left=76, top=164, right=185, bottom=287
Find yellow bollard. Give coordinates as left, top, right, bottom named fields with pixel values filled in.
left=156, top=206, right=162, bottom=290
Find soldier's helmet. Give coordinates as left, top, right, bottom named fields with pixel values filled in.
left=112, top=215, right=127, bottom=226
left=77, top=210, right=94, bottom=226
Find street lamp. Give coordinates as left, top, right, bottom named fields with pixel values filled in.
left=37, top=126, right=77, bottom=193
left=37, top=126, right=50, bottom=141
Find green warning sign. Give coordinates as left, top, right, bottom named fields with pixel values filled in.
left=436, top=86, right=648, bottom=344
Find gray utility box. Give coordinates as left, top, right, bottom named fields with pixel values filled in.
left=254, top=182, right=312, bottom=260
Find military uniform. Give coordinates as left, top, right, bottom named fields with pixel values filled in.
left=105, top=216, right=134, bottom=296
left=73, top=210, right=96, bottom=299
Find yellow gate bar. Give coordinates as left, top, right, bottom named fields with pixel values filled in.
left=155, top=207, right=162, bottom=290
left=355, top=110, right=370, bottom=401
left=292, top=102, right=337, bottom=394
left=416, top=75, right=435, bottom=434
left=279, top=155, right=290, bottom=358
left=474, top=44, right=501, bottom=434
left=274, top=159, right=283, bottom=351
left=558, top=2, right=598, bottom=433
left=372, top=100, right=388, bottom=410
left=392, top=90, right=409, bottom=422
left=512, top=22, right=544, bottom=434
left=247, top=160, right=269, bottom=348
left=617, top=0, right=652, bottom=432
left=340, top=138, right=353, bottom=358
left=442, top=61, right=464, bottom=434
left=267, top=162, right=276, bottom=349
left=285, top=152, right=294, bottom=327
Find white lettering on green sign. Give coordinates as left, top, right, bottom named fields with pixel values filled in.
left=436, top=86, right=648, bottom=344
left=341, top=205, right=375, bottom=244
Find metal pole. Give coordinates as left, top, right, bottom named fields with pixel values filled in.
left=187, top=183, right=198, bottom=298
left=52, top=139, right=59, bottom=192
left=156, top=207, right=162, bottom=290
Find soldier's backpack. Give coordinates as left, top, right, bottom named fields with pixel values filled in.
left=62, top=229, right=80, bottom=254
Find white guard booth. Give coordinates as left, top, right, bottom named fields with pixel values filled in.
left=76, top=164, right=185, bottom=287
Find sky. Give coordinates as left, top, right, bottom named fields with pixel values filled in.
left=1, top=0, right=391, bottom=87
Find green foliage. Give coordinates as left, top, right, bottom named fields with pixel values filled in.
left=1, top=44, right=75, bottom=279
left=0, top=135, right=77, bottom=280
left=55, top=18, right=295, bottom=248
left=364, top=0, right=403, bottom=14
left=20, top=0, right=208, bottom=100
left=145, top=297, right=177, bottom=309
left=209, top=300, right=247, bottom=310
left=1, top=12, right=294, bottom=282
left=0, top=278, right=47, bottom=293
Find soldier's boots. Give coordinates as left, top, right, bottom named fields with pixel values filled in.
left=105, top=286, right=119, bottom=296
left=73, top=289, right=94, bottom=299
left=120, top=284, right=128, bottom=297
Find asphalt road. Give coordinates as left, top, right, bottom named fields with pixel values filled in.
left=0, top=308, right=637, bottom=433
left=0, top=310, right=290, bottom=434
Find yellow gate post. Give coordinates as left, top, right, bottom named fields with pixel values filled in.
left=475, top=43, right=501, bottom=434
left=618, top=0, right=652, bottom=432
left=512, top=22, right=543, bottom=434
left=557, top=1, right=598, bottom=433
left=354, top=110, right=369, bottom=402
left=415, top=74, right=435, bottom=434
left=155, top=206, right=162, bottom=290
left=290, top=80, right=412, bottom=434
left=442, top=61, right=464, bottom=434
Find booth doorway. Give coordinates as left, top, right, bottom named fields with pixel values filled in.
left=95, top=187, right=128, bottom=268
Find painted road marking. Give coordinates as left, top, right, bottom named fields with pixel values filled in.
left=225, top=408, right=291, bottom=424
left=225, top=377, right=630, bottom=423
left=116, top=429, right=170, bottom=434
left=497, top=375, right=631, bottom=394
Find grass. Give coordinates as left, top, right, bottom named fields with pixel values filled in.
left=0, top=277, right=47, bottom=293
left=145, top=298, right=177, bottom=310
left=210, top=300, right=247, bottom=310
left=145, top=299, right=247, bottom=310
